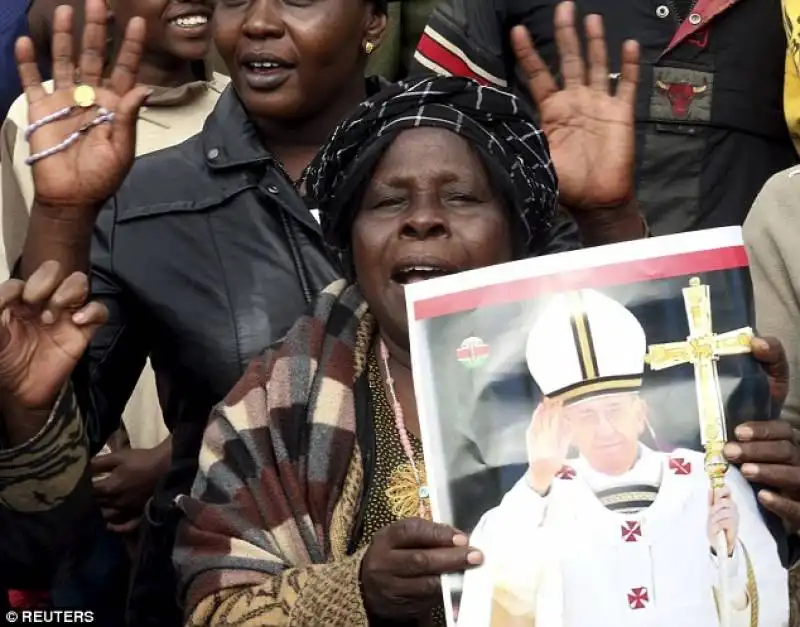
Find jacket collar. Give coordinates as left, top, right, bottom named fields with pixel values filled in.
left=201, top=76, right=391, bottom=171
left=201, top=86, right=274, bottom=170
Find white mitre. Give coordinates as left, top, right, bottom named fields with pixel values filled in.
left=526, top=289, right=647, bottom=405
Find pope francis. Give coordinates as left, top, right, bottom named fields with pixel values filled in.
left=457, top=289, right=787, bottom=627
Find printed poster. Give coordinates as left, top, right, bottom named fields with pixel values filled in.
left=405, top=226, right=789, bottom=627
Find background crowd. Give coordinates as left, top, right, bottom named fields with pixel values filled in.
left=1, top=0, right=800, bottom=625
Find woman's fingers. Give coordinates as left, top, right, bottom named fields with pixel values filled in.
left=617, top=39, right=640, bottom=106
left=15, top=38, right=46, bottom=105
left=511, top=25, right=558, bottom=105
left=41, top=271, right=89, bottom=324
left=51, top=5, right=76, bottom=90
left=21, top=260, right=63, bottom=306
left=71, top=300, right=109, bottom=329
left=109, top=17, right=147, bottom=97
left=388, top=518, right=466, bottom=550
left=553, top=1, right=585, bottom=90
left=393, top=546, right=482, bottom=578
left=0, top=280, right=25, bottom=314
left=584, top=14, right=608, bottom=93
left=78, top=0, right=111, bottom=87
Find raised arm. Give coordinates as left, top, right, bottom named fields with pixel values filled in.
left=13, top=0, right=148, bottom=281
left=0, top=260, right=108, bottom=586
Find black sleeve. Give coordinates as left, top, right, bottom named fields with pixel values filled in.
left=409, top=0, right=511, bottom=88
left=409, top=0, right=555, bottom=92
left=72, top=197, right=150, bottom=455
left=0, top=384, right=93, bottom=589
left=537, top=208, right=583, bottom=256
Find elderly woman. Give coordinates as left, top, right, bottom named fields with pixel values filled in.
left=174, top=23, right=800, bottom=627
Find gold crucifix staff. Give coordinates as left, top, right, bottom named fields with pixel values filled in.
left=644, top=277, right=754, bottom=627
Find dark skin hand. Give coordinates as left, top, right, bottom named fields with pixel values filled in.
left=16, top=0, right=148, bottom=280
left=0, top=261, right=107, bottom=445
left=512, top=2, right=644, bottom=242
left=724, top=337, right=800, bottom=529
left=361, top=518, right=483, bottom=620
left=91, top=436, right=172, bottom=532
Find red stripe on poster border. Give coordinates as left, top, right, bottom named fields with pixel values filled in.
left=415, top=33, right=491, bottom=86
left=413, top=245, right=748, bottom=320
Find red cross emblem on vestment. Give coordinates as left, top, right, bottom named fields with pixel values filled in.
left=627, top=587, right=649, bottom=610
left=669, top=457, right=692, bottom=475
left=621, top=521, right=642, bottom=543
left=555, top=465, right=576, bottom=480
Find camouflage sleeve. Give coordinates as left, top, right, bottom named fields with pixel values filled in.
left=0, top=383, right=92, bottom=588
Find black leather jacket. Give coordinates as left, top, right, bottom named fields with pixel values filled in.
left=78, top=86, right=339, bottom=456
left=75, top=87, right=340, bottom=624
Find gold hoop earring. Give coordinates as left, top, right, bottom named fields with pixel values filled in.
left=364, top=41, right=376, bottom=55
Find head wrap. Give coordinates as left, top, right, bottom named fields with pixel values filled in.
left=305, top=75, right=559, bottom=264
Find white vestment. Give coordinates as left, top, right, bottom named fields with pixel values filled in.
left=457, top=446, right=787, bottom=627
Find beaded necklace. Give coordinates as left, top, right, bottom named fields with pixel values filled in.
left=379, top=338, right=431, bottom=519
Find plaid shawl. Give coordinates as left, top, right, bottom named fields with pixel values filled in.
left=173, top=280, right=377, bottom=625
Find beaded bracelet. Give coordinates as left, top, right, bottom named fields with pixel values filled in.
left=24, top=105, right=77, bottom=141
left=25, top=108, right=115, bottom=166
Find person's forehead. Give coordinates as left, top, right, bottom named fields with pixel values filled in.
left=371, top=128, right=484, bottom=178
left=566, top=393, right=638, bottom=414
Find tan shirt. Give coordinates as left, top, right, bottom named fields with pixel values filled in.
left=0, top=72, right=230, bottom=449
left=743, top=166, right=800, bottom=426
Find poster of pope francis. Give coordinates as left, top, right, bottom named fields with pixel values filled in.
left=404, top=227, right=788, bottom=627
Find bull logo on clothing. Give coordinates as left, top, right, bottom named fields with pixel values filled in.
left=649, top=67, right=713, bottom=124
left=655, top=79, right=709, bottom=119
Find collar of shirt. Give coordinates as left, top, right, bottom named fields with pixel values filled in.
left=574, top=444, right=663, bottom=494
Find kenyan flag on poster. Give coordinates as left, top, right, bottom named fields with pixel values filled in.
left=456, top=337, right=490, bottom=369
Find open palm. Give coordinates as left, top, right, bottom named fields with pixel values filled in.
left=0, top=262, right=107, bottom=410
left=512, top=2, right=640, bottom=209
left=15, top=0, right=149, bottom=211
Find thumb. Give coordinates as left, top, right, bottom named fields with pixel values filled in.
left=112, top=85, right=152, bottom=160
left=90, top=452, right=123, bottom=475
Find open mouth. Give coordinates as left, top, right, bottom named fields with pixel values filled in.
left=169, top=14, right=209, bottom=29
left=391, top=263, right=459, bottom=285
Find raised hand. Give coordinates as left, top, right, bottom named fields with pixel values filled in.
left=0, top=260, right=107, bottom=410
left=15, top=0, right=149, bottom=215
left=526, top=398, right=571, bottom=495
left=511, top=1, right=640, bottom=210
left=361, top=518, right=483, bottom=620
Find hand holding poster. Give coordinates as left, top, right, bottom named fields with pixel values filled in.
left=405, top=226, right=789, bottom=627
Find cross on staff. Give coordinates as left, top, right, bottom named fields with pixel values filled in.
left=644, top=277, right=753, bottom=485
left=644, top=276, right=754, bottom=627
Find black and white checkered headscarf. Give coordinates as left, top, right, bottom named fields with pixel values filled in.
left=305, top=76, right=559, bottom=263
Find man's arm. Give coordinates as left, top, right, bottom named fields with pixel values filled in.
left=0, top=382, right=92, bottom=589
